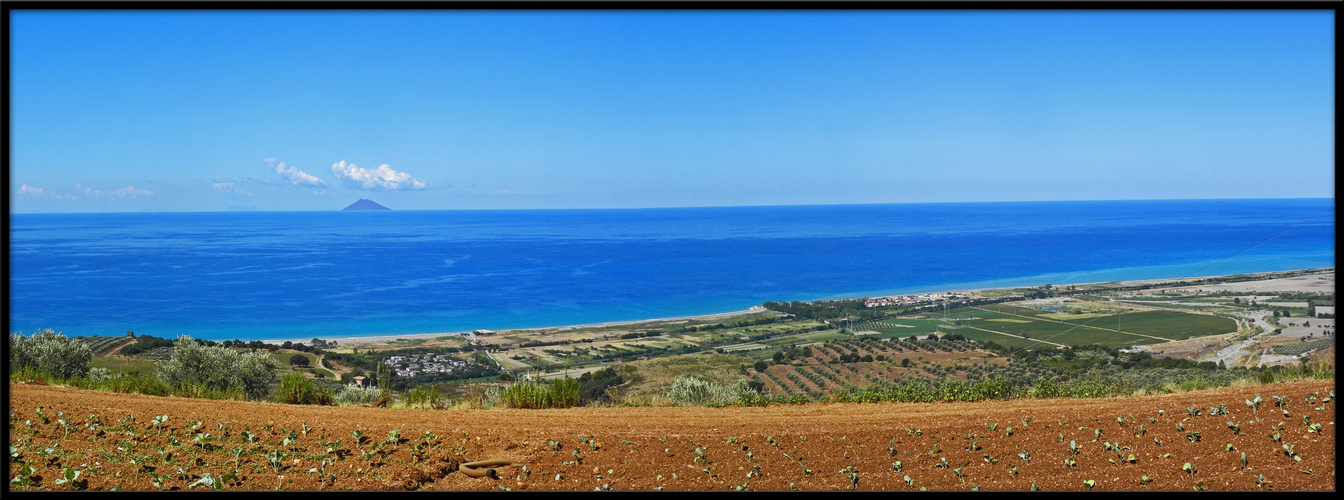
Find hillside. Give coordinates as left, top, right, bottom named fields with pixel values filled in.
left=7, top=379, right=1333, bottom=491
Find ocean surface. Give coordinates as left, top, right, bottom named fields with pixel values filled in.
left=8, top=199, right=1335, bottom=342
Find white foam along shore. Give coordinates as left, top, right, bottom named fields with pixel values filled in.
left=267, top=268, right=1332, bottom=347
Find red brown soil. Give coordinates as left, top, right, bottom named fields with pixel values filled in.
left=7, top=379, right=1334, bottom=491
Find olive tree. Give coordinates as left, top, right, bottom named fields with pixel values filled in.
left=9, top=329, right=92, bottom=378
left=157, top=335, right=278, bottom=400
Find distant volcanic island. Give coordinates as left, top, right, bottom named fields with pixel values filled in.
left=342, top=199, right=391, bottom=211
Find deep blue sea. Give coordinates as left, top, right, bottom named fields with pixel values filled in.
left=8, top=199, right=1334, bottom=342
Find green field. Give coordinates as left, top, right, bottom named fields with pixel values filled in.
left=89, top=357, right=158, bottom=376
left=943, top=304, right=1238, bottom=349
left=852, top=319, right=946, bottom=337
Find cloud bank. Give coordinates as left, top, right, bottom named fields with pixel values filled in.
left=330, top=161, right=427, bottom=191
left=17, top=184, right=68, bottom=199
left=265, top=158, right=327, bottom=187
left=212, top=181, right=252, bottom=197
left=75, top=184, right=153, bottom=200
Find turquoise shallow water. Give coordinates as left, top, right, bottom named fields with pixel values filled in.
left=8, top=199, right=1334, bottom=341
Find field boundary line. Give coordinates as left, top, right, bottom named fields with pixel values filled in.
left=957, top=324, right=1068, bottom=348
left=970, top=306, right=1176, bottom=344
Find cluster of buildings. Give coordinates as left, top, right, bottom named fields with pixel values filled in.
left=384, top=352, right=473, bottom=378
left=863, top=292, right=961, bottom=309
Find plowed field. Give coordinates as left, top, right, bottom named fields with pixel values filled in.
left=7, top=380, right=1334, bottom=491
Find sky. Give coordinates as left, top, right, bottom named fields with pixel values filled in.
left=7, top=10, right=1335, bottom=213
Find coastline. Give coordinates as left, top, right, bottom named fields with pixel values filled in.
left=269, top=267, right=1332, bottom=348
left=259, top=306, right=770, bottom=345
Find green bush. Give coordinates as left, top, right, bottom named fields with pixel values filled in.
left=666, top=376, right=753, bottom=406
left=273, top=372, right=330, bottom=405
left=9, top=330, right=92, bottom=379
left=334, top=383, right=383, bottom=406
left=156, top=335, right=278, bottom=400
left=496, top=376, right=582, bottom=409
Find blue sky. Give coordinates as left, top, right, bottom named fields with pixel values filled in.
left=8, top=10, right=1335, bottom=213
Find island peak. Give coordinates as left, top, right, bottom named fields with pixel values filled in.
left=342, top=199, right=391, bottom=211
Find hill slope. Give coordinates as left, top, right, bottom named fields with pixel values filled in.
left=7, top=379, right=1333, bottom=491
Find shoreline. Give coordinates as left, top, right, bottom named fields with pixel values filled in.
left=259, top=306, right=770, bottom=345
left=261, top=267, right=1333, bottom=347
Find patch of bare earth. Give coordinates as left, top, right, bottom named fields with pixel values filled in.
left=8, top=379, right=1333, bottom=491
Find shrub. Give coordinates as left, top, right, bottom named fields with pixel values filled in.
left=666, top=376, right=752, bottom=406
left=335, top=383, right=384, bottom=406
left=289, top=353, right=310, bottom=366
left=273, top=372, right=331, bottom=405
left=156, top=335, right=278, bottom=400
left=88, top=367, right=112, bottom=382
left=497, top=376, right=581, bottom=409
left=9, top=330, right=93, bottom=379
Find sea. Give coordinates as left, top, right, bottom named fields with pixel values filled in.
left=8, top=198, right=1335, bottom=342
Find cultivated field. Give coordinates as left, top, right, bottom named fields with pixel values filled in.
left=8, top=379, right=1333, bottom=491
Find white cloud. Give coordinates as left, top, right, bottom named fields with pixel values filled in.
left=266, top=158, right=327, bottom=187
left=330, top=161, right=427, bottom=191
left=17, top=184, right=66, bottom=199
left=213, top=181, right=252, bottom=197
left=74, top=184, right=153, bottom=200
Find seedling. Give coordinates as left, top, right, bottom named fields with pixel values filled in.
left=1181, top=462, right=1196, bottom=477
left=1082, top=479, right=1095, bottom=490
left=54, top=466, right=85, bottom=490
left=10, top=465, right=37, bottom=488
left=1282, top=444, right=1300, bottom=462
left=1226, top=421, right=1240, bottom=435
left=1018, top=451, right=1031, bottom=464
left=891, top=460, right=903, bottom=471
left=1069, top=440, right=1079, bottom=456
left=188, top=472, right=221, bottom=491
left=1246, top=395, right=1262, bottom=412
left=1255, top=473, right=1271, bottom=489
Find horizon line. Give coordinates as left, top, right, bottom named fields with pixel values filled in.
left=8, top=196, right=1335, bottom=215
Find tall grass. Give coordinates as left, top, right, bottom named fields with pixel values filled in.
left=495, top=376, right=581, bottom=409
left=272, top=372, right=334, bottom=405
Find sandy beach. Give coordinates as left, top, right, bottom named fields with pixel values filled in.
left=268, top=268, right=1332, bottom=348
left=259, top=306, right=769, bottom=345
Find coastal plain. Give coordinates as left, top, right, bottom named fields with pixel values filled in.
left=11, top=269, right=1334, bottom=491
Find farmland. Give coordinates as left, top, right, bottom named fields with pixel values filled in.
left=9, top=268, right=1335, bottom=490
left=8, top=379, right=1334, bottom=491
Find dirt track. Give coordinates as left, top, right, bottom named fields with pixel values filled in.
left=7, top=380, right=1335, bottom=491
